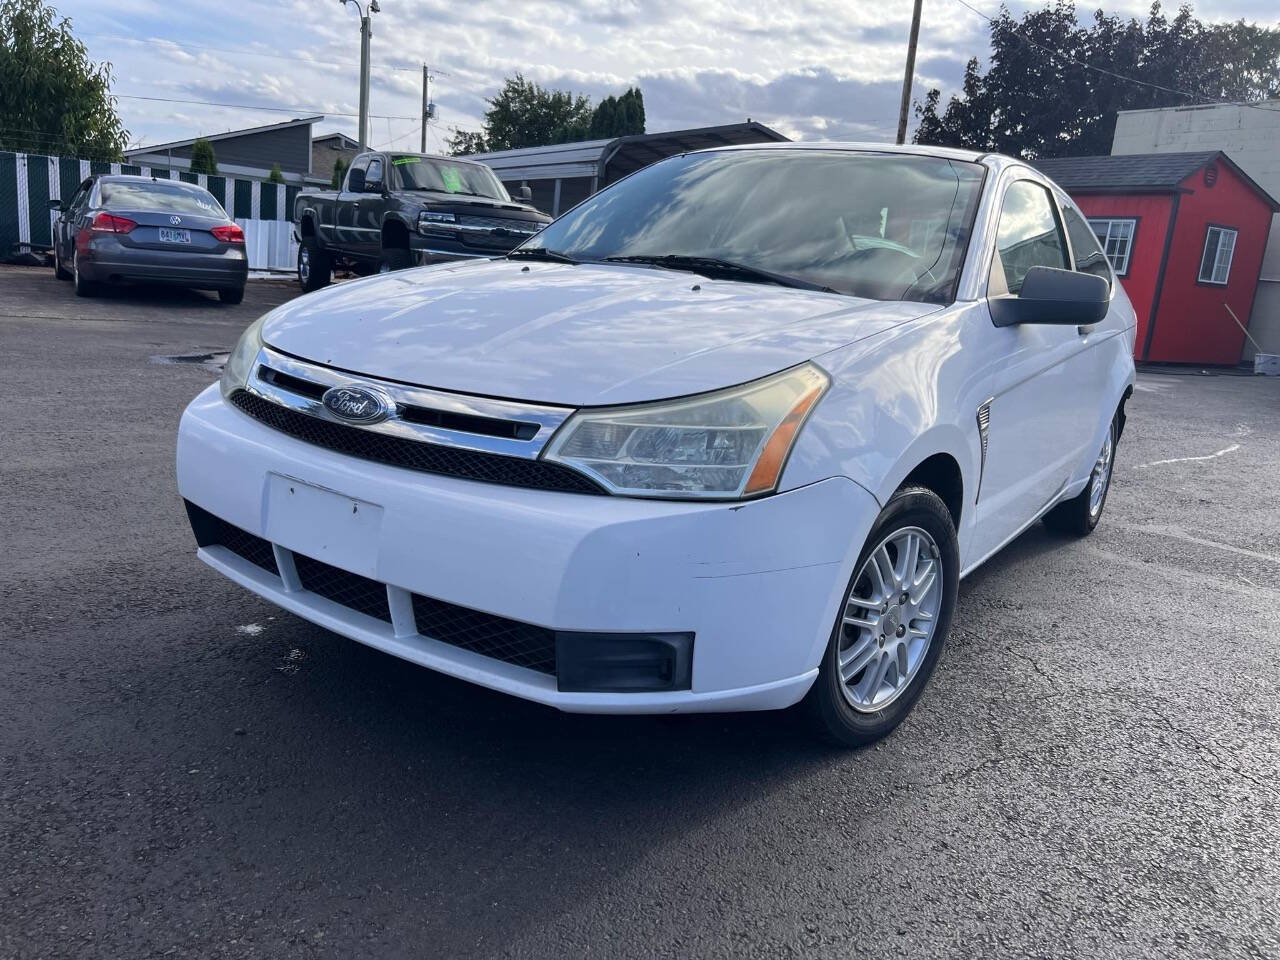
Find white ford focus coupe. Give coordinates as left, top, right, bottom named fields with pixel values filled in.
left=178, top=144, right=1135, bottom=745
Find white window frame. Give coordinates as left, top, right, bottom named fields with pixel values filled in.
left=1088, top=218, right=1136, bottom=276
left=1198, top=226, right=1237, bottom=285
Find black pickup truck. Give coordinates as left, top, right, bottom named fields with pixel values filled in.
left=292, top=151, right=552, bottom=291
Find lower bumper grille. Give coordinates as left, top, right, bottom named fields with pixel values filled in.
left=293, top=552, right=392, bottom=623
left=228, top=390, right=603, bottom=495
left=185, top=501, right=278, bottom=575
left=410, top=593, right=555, bottom=674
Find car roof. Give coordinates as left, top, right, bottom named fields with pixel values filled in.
left=96, top=174, right=211, bottom=188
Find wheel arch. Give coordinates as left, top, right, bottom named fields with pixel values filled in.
left=382, top=216, right=412, bottom=250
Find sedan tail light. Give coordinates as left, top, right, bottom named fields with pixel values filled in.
left=211, top=224, right=245, bottom=245
left=91, top=212, right=136, bottom=234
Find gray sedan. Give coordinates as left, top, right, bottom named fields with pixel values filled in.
left=51, top=175, right=248, bottom=303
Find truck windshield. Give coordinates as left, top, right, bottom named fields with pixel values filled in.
left=518, top=150, right=985, bottom=304
left=391, top=156, right=510, bottom=200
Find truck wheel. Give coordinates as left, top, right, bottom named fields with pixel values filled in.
left=298, top=238, right=331, bottom=292
left=379, top=247, right=413, bottom=273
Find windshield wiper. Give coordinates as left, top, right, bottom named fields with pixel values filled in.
left=601, top=254, right=838, bottom=293
left=507, top=247, right=581, bottom=264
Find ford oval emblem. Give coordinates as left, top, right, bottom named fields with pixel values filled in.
left=321, top=385, right=391, bottom=424
left=170, top=215, right=182, bottom=225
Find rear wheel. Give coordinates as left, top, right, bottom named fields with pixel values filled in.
left=298, top=237, right=331, bottom=292
left=218, top=286, right=245, bottom=305
left=72, top=250, right=96, bottom=297
left=803, top=486, right=959, bottom=747
left=1043, top=414, right=1118, bottom=536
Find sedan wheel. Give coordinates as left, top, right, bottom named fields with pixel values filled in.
left=804, top=485, right=959, bottom=747
left=1043, top=412, right=1120, bottom=536
left=72, top=250, right=96, bottom=298
left=838, top=527, right=943, bottom=712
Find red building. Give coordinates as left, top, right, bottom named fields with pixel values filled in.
left=1035, top=152, right=1278, bottom=365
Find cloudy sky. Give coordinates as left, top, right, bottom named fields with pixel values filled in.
left=55, top=0, right=1277, bottom=152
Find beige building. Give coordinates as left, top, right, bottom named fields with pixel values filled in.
left=1112, top=101, right=1280, bottom=359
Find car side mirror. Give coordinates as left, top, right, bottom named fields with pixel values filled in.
left=49, top=199, right=65, bottom=212
left=518, top=184, right=533, bottom=203
left=989, top=266, right=1108, bottom=327
left=346, top=167, right=365, bottom=193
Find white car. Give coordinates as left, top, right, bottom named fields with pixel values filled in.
left=178, top=143, right=1135, bottom=746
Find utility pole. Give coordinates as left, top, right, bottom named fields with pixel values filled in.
left=340, top=0, right=379, bottom=150
left=420, top=65, right=430, bottom=152
left=896, top=0, right=924, bottom=145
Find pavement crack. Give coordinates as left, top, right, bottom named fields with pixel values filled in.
left=1138, top=701, right=1280, bottom=804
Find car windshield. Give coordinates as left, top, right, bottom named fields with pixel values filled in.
left=520, top=150, right=986, bottom=304
left=391, top=156, right=510, bottom=200
left=98, top=180, right=226, bottom=217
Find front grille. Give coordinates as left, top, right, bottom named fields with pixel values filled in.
left=458, top=214, right=540, bottom=232
left=292, top=552, right=392, bottom=623
left=411, top=593, right=556, bottom=675
left=229, top=390, right=604, bottom=495
left=185, top=501, right=278, bottom=575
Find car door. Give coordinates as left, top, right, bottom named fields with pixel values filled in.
left=335, top=156, right=369, bottom=251
left=967, top=176, right=1095, bottom=563
left=354, top=155, right=387, bottom=259
left=59, top=178, right=93, bottom=262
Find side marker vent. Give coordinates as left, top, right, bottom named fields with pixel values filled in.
left=976, top=401, right=992, bottom=502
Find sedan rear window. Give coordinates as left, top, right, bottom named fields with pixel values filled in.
left=98, top=180, right=227, bottom=217
left=520, top=150, right=985, bottom=304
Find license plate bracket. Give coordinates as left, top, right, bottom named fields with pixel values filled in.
left=264, top=474, right=384, bottom=577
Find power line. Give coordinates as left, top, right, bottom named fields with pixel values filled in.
left=949, top=0, right=1280, bottom=113
left=113, top=92, right=417, bottom=121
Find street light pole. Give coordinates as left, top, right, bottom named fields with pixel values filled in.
left=340, top=0, right=379, bottom=150
left=896, top=0, right=924, bottom=145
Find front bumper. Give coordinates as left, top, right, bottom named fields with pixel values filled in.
left=176, top=385, right=879, bottom=713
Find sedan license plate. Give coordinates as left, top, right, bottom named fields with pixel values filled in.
left=158, top=227, right=191, bottom=244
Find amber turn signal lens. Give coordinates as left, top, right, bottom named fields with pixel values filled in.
left=743, top=378, right=826, bottom=496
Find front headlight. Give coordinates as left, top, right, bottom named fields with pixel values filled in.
left=220, top=315, right=265, bottom=399
left=542, top=363, right=829, bottom=500
left=418, top=211, right=456, bottom=234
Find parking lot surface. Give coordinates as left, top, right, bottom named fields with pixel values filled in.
left=2, top=264, right=1278, bottom=959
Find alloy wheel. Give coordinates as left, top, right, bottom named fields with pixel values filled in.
left=1089, top=424, right=1115, bottom=518
left=837, top=526, right=943, bottom=712
left=298, top=246, right=311, bottom=284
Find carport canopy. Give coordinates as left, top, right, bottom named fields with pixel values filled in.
left=467, top=121, right=789, bottom=216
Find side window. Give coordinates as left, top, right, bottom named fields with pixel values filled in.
left=365, top=157, right=384, bottom=189
left=69, top=179, right=93, bottom=214
left=991, top=180, right=1068, bottom=295
left=345, top=157, right=368, bottom=190
left=1060, top=203, right=1113, bottom=288
left=1198, top=226, right=1237, bottom=285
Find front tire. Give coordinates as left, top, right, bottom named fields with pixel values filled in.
left=379, top=246, right=413, bottom=272
left=803, top=485, right=959, bottom=748
left=1043, top=414, right=1118, bottom=536
left=54, top=246, right=72, bottom=280
left=218, top=285, right=245, bottom=305
left=297, top=237, right=331, bottom=292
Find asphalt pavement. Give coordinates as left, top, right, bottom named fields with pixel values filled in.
left=2, top=264, right=1278, bottom=959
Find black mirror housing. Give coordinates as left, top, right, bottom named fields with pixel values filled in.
left=346, top=167, right=366, bottom=193
left=48, top=199, right=64, bottom=212
left=990, top=266, right=1109, bottom=327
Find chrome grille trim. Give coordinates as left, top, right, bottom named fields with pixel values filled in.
left=246, top=345, right=573, bottom=460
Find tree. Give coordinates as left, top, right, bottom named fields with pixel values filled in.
left=446, top=129, right=487, bottom=156
left=266, top=162, right=284, bottom=184
left=914, top=1, right=1280, bottom=159
left=449, top=76, right=645, bottom=155
left=190, top=137, right=217, bottom=175
left=0, top=0, right=128, bottom=158
left=330, top=155, right=349, bottom=189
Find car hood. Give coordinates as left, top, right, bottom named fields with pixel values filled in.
left=261, top=259, right=940, bottom=406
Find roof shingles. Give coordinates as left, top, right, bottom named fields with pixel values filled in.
left=1032, top=151, right=1219, bottom=191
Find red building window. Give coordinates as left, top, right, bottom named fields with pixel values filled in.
left=1198, top=226, right=1237, bottom=285
left=1088, top=218, right=1136, bottom=275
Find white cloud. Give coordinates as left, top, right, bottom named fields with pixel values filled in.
left=55, top=0, right=1275, bottom=153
